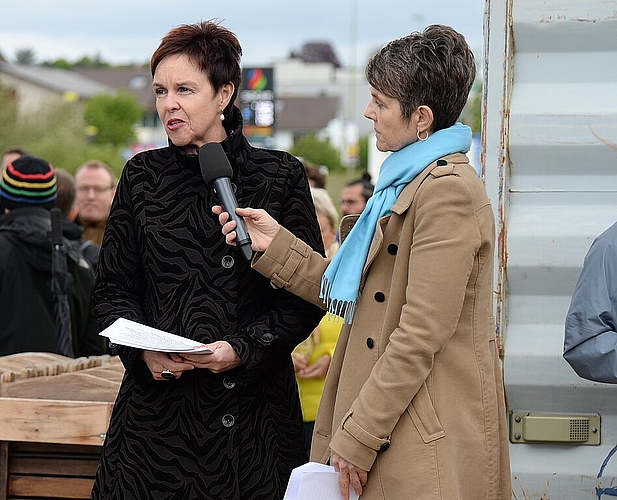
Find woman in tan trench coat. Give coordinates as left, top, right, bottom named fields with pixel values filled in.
left=217, top=25, right=511, bottom=500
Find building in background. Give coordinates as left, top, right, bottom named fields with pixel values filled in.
left=0, top=54, right=368, bottom=165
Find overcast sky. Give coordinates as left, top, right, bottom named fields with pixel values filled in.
left=0, top=0, right=485, bottom=68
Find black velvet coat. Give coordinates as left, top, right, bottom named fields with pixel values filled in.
left=91, top=108, right=325, bottom=500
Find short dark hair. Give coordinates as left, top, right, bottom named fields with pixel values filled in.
left=150, top=20, right=242, bottom=121
left=365, top=24, right=476, bottom=131
left=54, top=169, right=76, bottom=217
left=346, top=172, right=374, bottom=202
left=301, top=159, right=327, bottom=189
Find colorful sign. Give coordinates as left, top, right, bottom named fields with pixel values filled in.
left=240, top=68, right=275, bottom=148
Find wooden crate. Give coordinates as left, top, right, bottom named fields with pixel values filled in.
left=0, top=353, right=123, bottom=499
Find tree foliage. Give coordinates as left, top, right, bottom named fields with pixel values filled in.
left=298, top=42, right=341, bottom=68
left=15, top=48, right=36, bottom=65
left=460, top=80, right=482, bottom=134
left=84, top=92, right=143, bottom=146
left=357, top=134, right=369, bottom=172
left=290, top=134, right=343, bottom=171
left=0, top=84, right=127, bottom=175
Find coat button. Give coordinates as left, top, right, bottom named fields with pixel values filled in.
left=436, top=159, right=448, bottom=166
left=387, top=244, right=398, bottom=255
left=223, top=377, right=236, bottom=389
left=380, top=442, right=390, bottom=452
left=222, top=414, right=235, bottom=427
left=261, top=332, right=275, bottom=344
left=374, top=292, right=385, bottom=302
left=221, top=255, right=235, bottom=268
left=366, top=338, right=374, bottom=349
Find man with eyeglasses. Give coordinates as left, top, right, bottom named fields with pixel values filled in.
left=75, top=160, right=117, bottom=246
left=338, top=172, right=375, bottom=217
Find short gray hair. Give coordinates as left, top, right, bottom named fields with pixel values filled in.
left=365, top=24, right=476, bottom=131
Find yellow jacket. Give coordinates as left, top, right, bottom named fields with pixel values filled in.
left=296, top=314, right=341, bottom=422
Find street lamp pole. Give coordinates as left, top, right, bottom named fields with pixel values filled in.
left=344, top=0, right=359, bottom=168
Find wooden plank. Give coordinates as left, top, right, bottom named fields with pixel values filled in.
left=0, top=370, right=123, bottom=401
left=0, top=399, right=113, bottom=446
left=0, top=442, right=8, bottom=500
left=10, top=456, right=99, bottom=477
left=9, top=475, right=93, bottom=499
left=0, top=353, right=123, bottom=387
left=9, top=442, right=101, bottom=455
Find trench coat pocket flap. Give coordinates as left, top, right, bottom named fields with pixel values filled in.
left=406, top=383, right=445, bottom=444
left=340, top=410, right=391, bottom=451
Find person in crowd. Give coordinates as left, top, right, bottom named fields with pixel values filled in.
left=90, top=20, right=324, bottom=500
left=216, top=25, right=511, bottom=500
left=311, top=187, right=339, bottom=258
left=0, top=155, right=105, bottom=357
left=74, top=159, right=117, bottom=245
left=338, top=171, right=374, bottom=217
left=563, top=220, right=617, bottom=382
left=293, top=187, right=342, bottom=454
left=1, top=146, right=29, bottom=172
left=55, top=168, right=100, bottom=271
left=301, top=158, right=328, bottom=189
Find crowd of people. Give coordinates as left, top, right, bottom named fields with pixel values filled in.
left=0, top=149, right=111, bottom=357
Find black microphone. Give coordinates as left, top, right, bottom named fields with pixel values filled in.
left=199, top=142, right=253, bottom=261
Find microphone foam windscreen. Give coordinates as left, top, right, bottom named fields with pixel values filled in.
left=199, top=143, right=233, bottom=185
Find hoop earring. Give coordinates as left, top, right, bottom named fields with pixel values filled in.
left=417, top=129, right=429, bottom=141
left=220, top=112, right=225, bottom=121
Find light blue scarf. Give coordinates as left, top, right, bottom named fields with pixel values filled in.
left=320, top=122, right=473, bottom=323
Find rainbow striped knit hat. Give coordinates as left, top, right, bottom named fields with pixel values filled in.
left=0, top=155, right=57, bottom=210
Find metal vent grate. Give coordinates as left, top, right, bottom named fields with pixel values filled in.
left=570, top=418, right=590, bottom=441
left=510, top=412, right=600, bottom=445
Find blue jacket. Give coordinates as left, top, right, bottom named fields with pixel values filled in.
left=564, top=221, right=617, bottom=382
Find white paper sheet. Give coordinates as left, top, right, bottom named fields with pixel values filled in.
left=99, top=317, right=213, bottom=353
left=283, top=462, right=359, bottom=500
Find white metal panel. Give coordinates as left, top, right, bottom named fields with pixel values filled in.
left=484, top=0, right=617, bottom=498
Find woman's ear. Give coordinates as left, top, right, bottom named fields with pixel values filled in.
left=220, top=83, right=235, bottom=110
left=416, top=105, right=434, bottom=135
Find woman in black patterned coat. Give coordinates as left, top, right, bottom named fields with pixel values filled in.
left=90, top=21, right=324, bottom=500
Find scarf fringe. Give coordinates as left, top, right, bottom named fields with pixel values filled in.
left=319, top=123, right=473, bottom=328
left=320, top=275, right=356, bottom=324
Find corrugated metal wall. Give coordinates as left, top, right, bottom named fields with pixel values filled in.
left=484, top=0, right=617, bottom=497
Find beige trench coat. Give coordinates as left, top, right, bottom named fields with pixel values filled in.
left=253, top=154, right=511, bottom=499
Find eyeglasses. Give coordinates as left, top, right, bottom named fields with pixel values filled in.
left=338, top=198, right=364, bottom=207
left=77, top=186, right=114, bottom=195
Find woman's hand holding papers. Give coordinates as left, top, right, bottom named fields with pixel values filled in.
left=180, top=341, right=243, bottom=373
left=142, top=350, right=195, bottom=381
left=143, top=341, right=243, bottom=380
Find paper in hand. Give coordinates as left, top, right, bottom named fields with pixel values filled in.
left=283, top=462, right=360, bottom=500
left=99, top=318, right=213, bottom=353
